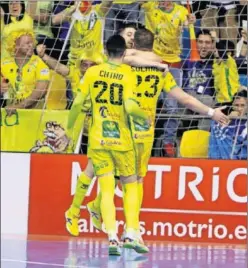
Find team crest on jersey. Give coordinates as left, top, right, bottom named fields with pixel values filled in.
left=88, top=12, right=98, bottom=30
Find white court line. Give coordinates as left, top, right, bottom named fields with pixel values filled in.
left=80, top=206, right=246, bottom=216
left=1, top=259, right=86, bottom=267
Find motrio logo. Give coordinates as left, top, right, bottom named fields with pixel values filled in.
left=71, top=159, right=247, bottom=210
left=28, top=154, right=247, bottom=244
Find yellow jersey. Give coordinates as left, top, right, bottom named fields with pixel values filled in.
left=131, top=67, right=178, bottom=143
left=1, top=55, right=50, bottom=107
left=114, top=1, right=136, bottom=4
left=213, top=55, right=240, bottom=103
left=1, top=13, right=34, bottom=59
left=77, top=62, right=137, bottom=151
left=69, top=5, right=105, bottom=65
left=67, top=65, right=81, bottom=94
left=142, top=2, right=188, bottom=63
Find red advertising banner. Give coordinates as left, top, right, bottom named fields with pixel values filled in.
left=28, top=154, right=247, bottom=244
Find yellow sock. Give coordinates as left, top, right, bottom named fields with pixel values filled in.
left=92, top=192, right=102, bottom=208
left=137, top=182, right=143, bottom=210
left=122, top=181, right=139, bottom=230
left=92, top=179, right=118, bottom=210
left=70, top=172, right=92, bottom=215
left=99, top=174, right=116, bottom=233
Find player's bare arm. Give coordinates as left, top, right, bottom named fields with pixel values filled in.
left=37, top=44, right=70, bottom=77
left=124, top=55, right=168, bottom=70
left=125, top=49, right=161, bottom=61
left=124, top=49, right=168, bottom=69
left=168, top=86, right=229, bottom=126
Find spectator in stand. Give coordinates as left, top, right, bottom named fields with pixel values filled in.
left=179, top=29, right=216, bottom=133
left=209, top=89, right=247, bottom=160
left=236, top=29, right=248, bottom=87
left=1, top=0, right=37, bottom=58
left=213, top=40, right=240, bottom=106
left=201, top=0, right=240, bottom=44
left=140, top=0, right=196, bottom=157
left=183, top=29, right=216, bottom=97
left=23, top=0, right=67, bottom=61
left=104, top=0, right=140, bottom=42
left=52, top=0, right=113, bottom=67
left=1, top=30, right=50, bottom=114
left=141, top=0, right=196, bottom=66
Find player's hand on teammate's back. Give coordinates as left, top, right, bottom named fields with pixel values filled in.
left=36, top=44, right=46, bottom=58
left=212, top=107, right=229, bottom=126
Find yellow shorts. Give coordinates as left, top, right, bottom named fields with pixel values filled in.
left=88, top=149, right=136, bottom=177
left=135, top=142, right=153, bottom=178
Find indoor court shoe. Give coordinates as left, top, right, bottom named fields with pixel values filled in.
left=65, top=209, right=80, bottom=236
left=108, top=240, right=122, bottom=256
left=123, top=229, right=149, bottom=254
left=123, top=238, right=149, bottom=254
left=86, top=201, right=102, bottom=231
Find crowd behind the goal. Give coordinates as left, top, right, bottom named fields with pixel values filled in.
left=0, top=0, right=247, bottom=159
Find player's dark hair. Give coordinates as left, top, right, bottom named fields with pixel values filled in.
left=134, top=28, right=154, bottom=50
left=117, top=23, right=138, bottom=35
left=106, top=35, right=126, bottom=58
left=196, top=29, right=213, bottom=41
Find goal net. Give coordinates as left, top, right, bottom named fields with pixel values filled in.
left=0, top=0, right=247, bottom=159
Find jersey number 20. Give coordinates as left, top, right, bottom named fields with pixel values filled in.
left=94, top=81, right=123, bottom=106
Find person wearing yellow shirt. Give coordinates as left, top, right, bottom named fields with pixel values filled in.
left=141, top=0, right=196, bottom=66
left=139, top=1, right=196, bottom=157
left=24, top=0, right=65, bottom=60
left=104, top=0, right=140, bottom=42
left=85, top=28, right=229, bottom=246
left=52, top=0, right=113, bottom=67
left=1, top=0, right=37, bottom=59
left=213, top=40, right=240, bottom=105
left=65, top=35, right=150, bottom=256
left=1, top=30, right=50, bottom=115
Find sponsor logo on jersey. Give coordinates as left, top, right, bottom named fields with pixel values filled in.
left=40, top=69, right=49, bottom=75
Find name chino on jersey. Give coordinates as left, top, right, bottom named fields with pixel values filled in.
left=78, top=62, right=137, bottom=151
left=130, top=66, right=178, bottom=143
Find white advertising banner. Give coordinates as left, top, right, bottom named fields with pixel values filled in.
left=1, top=153, right=31, bottom=236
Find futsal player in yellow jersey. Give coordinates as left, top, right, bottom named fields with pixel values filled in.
left=86, top=28, right=229, bottom=242
left=67, top=1, right=112, bottom=66
left=65, top=35, right=150, bottom=255
left=141, top=1, right=190, bottom=64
